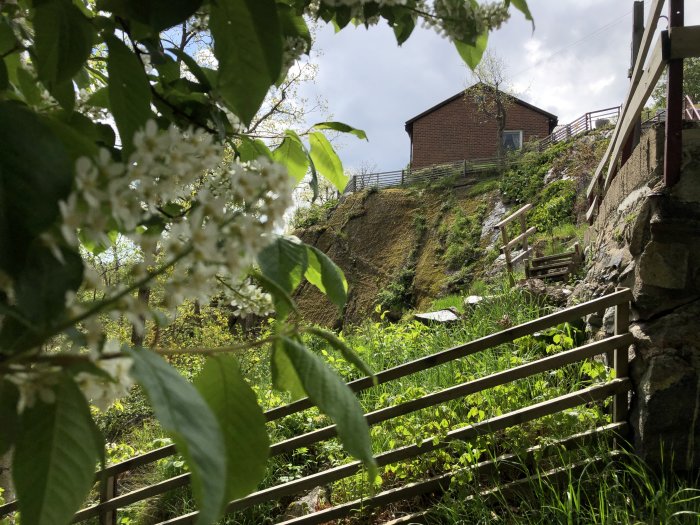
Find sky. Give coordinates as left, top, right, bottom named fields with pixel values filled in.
left=298, top=1, right=700, bottom=173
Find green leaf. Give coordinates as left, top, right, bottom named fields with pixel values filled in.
left=0, top=18, right=17, bottom=56
left=507, top=0, right=534, bottom=27
left=98, top=0, right=203, bottom=33
left=306, top=326, right=375, bottom=380
left=128, top=348, right=227, bottom=525
left=312, top=121, right=368, bottom=141
left=194, top=356, right=270, bottom=500
left=33, top=0, right=95, bottom=87
left=13, top=244, right=83, bottom=331
left=210, top=0, right=282, bottom=126
left=280, top=337, right=377, bottom=478
left=0, top=380, right=18, bottom=455
left=48, top=80, right=76, bottom=113
left=0, top=102, right=73, bottom=278
left=305, top=245, right=347, bottom=310
left=272, top=132, right=309, bottom=182
left=106, top=35, right=152, bottom=156
left=455, top=32, right=488, bottom=70
left=271, top=341, right=306, bottom=400
left=309, top=131, right=348, bottom=192
left=257, top=235, right=308, bottom=295
left=251, top=270, right=298, bottom=319
left=17, top=66, right=42, bottom=106
left=13, top=375, right=102, bottom=525
left=86, top=87, right=110, bottom=109
left=277, top=5, right=312, bottom=52
left=237, top=136, right=272, bottom=162
left=168, top=47, right=212, bottom=90
left=0, top=59, right=7, bottom=91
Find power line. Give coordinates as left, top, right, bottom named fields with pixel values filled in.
left=511, top=10, right=633, bottom=79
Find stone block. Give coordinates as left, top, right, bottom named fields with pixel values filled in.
left=638, top=241, right=688, bottom=290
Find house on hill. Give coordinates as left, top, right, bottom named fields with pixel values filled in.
left=405, top=83, right=558, bottom=169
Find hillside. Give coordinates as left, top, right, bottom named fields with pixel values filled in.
left=292, top=131, right=609, bottom=327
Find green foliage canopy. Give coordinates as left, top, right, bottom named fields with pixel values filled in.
left=0, top=0, right=530, bottom=523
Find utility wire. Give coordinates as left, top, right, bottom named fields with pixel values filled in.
left=511, top=10, right=633, bottom=79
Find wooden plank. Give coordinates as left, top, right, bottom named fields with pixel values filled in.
left=604, top=36, right=666, bottom=191
left=510, top=247, right=533, bottom=266
left=494, top=204, right=532, bottom=229
left=586, top=196, right=598, bottom=223
left=501, top=226, right=537, bottom=251
left=266, top=288, right=633, bottom=420
left=670, top=25, right=700, bottom=59
left=268, top=334, right=633, bottom=457
left=72, top=474, right=191, bottom=522
left=587, top=0, right=664, bottom=200
left=614, top=298, right=631, bottom=425
left=531, top=250, right=577, bottom=265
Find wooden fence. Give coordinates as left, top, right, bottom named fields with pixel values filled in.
left=586, top=0, right=700, bottom=223
left=0, top=289, right=634, bottom=524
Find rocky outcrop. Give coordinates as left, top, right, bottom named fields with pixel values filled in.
left=573, top=124, right=700, bottom=471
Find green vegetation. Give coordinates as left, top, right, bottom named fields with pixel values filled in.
left=86, top=278, right=688, bottom=524
left=290, top=199, right=339, bottom=230
left=433, top=447, right=700, bottom=524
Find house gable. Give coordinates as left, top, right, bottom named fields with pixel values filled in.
left=406, top=85, right=558, bottom=169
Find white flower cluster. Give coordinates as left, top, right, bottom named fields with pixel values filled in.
left=424, top=0, right=509, bottom=43
left=75, top=346, right=134, bottom=412
left=6, top=365, right=59, bottom=413
left=227, top=279, right=274, bottom=317
left=56, top=120, right=293, bottom=346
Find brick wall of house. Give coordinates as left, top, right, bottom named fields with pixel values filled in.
left=410, top=94, right=553, bottom=169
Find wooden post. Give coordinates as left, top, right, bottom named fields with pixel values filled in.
left=401, top=169, right=404, bottom=186
left=622, top=1, right=645, bottom=165
left=519, top=213, right=529, bottom=270
left=613, top=296, right=630, bottom=428
left=664, top=0, right=684, bottom=187
left=99, top=475, right=118, bottom=525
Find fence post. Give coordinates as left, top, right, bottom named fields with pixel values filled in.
left=401, top=169, right=404, bottom=186
left=352, top=175, right=357, bottom=193
left=99, top=474, right=118, bottom=525
left=613, top=294, right=630, bottom=427
left=664, top=0, right=684, bottom=187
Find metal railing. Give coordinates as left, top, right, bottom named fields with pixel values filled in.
left=1, top=289, right=634, bottom=524
left=537, top=106, right=621, bottom=150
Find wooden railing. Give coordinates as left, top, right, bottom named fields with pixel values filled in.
left=493, top=203, right=534, bottom=278
left=586, top=0, right=700, bottom=224
left=0, top=289, right=634, bottom=524
left=685, top=95, right=700, bottom=121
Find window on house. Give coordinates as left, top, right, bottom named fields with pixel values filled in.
left=502, top=130, right=523, bottom=151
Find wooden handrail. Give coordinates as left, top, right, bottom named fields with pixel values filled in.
left=494, top=203, right=532, bottom=229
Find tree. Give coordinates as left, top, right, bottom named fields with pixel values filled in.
left=0, top=1, right=531, bottom=523
left=652, top=57, right=700, bottom=108
left=467, top=50, right=517, bottom=159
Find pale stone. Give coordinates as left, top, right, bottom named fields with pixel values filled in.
left=638, top=241, right=688, bottom=290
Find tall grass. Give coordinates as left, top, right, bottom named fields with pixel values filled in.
left=431, top=445, right=700, bottom=524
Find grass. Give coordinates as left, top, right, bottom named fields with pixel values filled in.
left=430, top=446, right=700, bottom=524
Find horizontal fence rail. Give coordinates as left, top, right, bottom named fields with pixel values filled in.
left=0, top=289, right=638, bottom=524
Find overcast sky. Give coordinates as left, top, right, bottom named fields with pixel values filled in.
left=299, top=1, right=700, bottom=173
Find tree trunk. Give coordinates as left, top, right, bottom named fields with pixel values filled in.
left=0, top=450, right=14, bottom=503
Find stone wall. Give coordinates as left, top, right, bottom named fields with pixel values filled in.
left=575, top=122, right=700, bottom=472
